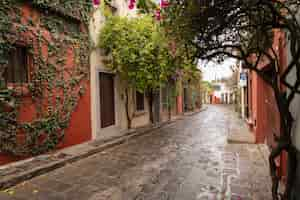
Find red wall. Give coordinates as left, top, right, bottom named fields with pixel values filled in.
left=211, top=95, right=221, bottom=104
left=61, top=84, right=91, bottom=148
left=177, top=96, right=183, bottom=114
left=0, top=4, right=91, bottom=165
left=247, top=29, right=287, bottom=178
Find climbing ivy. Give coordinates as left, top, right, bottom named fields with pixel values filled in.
left=31, top=0, right=92, bottom=24
left=0, top=0, right=92, bottom=156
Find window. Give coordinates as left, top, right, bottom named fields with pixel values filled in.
left=136, top=91, right=144, bottom=111
left=4, top=45, right=29, bottom=84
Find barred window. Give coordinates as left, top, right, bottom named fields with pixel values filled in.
left=4, top=45, right=30, bottom=84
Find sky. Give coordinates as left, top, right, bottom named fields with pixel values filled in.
left=198, top=58, right=237, bottom=82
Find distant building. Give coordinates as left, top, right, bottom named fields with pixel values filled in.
left=210, top=82, right=235, bottom=104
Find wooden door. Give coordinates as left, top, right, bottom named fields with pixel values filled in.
left=99, top=73, right=115, bottom=128
left=153, top=90, right=160, bottom=123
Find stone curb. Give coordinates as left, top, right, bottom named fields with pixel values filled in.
left=0, top=107, right=207, bottom=190
left=184, top=106, right=208, bottom=116
left=227, top=138, right=255, bottom=144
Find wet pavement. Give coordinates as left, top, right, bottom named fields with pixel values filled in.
left=0, top=105, right=272, bottom=200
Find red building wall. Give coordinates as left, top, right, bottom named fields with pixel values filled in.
left=209, top=93, right=221, bottom=104
left=0, top=4, right=91, bottom=165
left=177, top=95, right=183, bottom=114
left=247, top=29, right=287, bottom=178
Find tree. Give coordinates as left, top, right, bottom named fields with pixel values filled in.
left=99, top=15, right=176, bottom=128
left=152, top=0, right=300, bottom=199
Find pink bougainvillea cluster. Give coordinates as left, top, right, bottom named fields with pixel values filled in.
left=93, top=0, right=100, bottom=7
left=128, top=0, right=136, bottom=9
left=155, top=8, right=161, bottom=20
left=160, top=0, right=169, bottom=8
left=155, top=0, right=169, bottom=20
left=127, top=0, right=169, bottom=20
left=92, top=0, right=169, bottom=21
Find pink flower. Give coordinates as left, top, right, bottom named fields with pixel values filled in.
left=160, top=0, right=169, bottom=8
left=128, top=0, right=136, bottom=9
left=128, top=3, right=134, bottom=9
left=93, top=0, right=100, bottom=7
left=155, top=9, right=161, bottom=20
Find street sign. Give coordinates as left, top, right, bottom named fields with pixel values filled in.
left=239, top=72, right=247, bottom=87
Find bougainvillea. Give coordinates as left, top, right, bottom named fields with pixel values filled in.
left=155, top=8, right=161, bottom=20
left=127, top=0, right=169, bottom=20
left=128, top=0, right=136, bottom=9
left=93, top=0, right=100, bottom=7
left=160, top=0, right=169, bottom=8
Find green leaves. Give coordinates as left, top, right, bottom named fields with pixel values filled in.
left=99, top=15, right=176, bottom=92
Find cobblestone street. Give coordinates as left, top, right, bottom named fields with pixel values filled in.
left=1, top=105, right=272, bottom=200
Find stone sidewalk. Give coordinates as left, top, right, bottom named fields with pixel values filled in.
left=226, top=106, right=255, bottom=144
left=0, top=105, right=272, bottom=200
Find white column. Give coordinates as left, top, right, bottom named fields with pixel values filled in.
left=241, top=87, right=245, bottom=119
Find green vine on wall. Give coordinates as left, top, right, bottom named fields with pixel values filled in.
left=0, top=0, right=92, bottom=156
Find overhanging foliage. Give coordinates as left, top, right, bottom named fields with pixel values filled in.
left=157, top=0, right=300, bottom=199
left=99, top=15, right=177, bottom=92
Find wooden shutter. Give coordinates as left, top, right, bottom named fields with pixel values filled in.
left=136, top=91, right=145, bottom=111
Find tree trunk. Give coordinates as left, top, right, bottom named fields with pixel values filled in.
left=125, top=88, right=132, bottom=129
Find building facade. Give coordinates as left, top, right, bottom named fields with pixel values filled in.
left=246, top=29, right=287, bottom=179
left=90, top=1, right=153, bottom=140
left=0, top=1, right=92, bottom=165
left=0, top=0, right=203, bottom=166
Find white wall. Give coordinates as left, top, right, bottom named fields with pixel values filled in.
left=89, top=0, right=150, bottom=140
